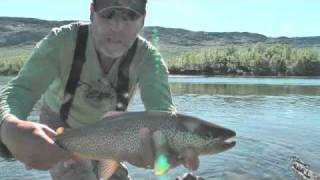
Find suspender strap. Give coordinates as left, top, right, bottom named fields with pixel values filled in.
left=60, top=25, right=138, bottom=121
left=115, top=39, right=138, bottom=111
left=60, top=25, right=88, bottom=121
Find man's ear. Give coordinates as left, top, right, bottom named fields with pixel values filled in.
left=139, top=13, right=146, bottom=30
left=90, top=3, right=95, bottom=22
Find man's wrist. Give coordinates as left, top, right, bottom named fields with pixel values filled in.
left=0, top=140, right=13, bottom=159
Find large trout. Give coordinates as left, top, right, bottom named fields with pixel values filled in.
left=55, top=111, right=236, bottom=178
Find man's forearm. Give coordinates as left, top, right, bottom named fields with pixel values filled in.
left=0, top=115, right=17, bottom=159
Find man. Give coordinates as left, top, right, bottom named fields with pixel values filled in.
left=0, top=0, right=199, bottom=179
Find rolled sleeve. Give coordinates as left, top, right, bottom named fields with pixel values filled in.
left=0, top=28, right=63, bottom=121
left=138, top=49, right=176, bottom=112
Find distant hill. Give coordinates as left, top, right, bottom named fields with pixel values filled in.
left=1, top=17, right=320, bottom=57
left=143, top=26, right=320, bottom=47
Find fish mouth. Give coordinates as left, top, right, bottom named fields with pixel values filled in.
left=221, top=129, right=237, bottom=149
left=222, top=136, right=236, bottom=149
left=206, top=135, right=236, bottom=154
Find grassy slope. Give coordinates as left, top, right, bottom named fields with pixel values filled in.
left=0, top=45, right=33, bottom=75
left=1, top=17, right=320, bottom=76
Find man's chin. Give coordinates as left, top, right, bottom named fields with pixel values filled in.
left=100, top=49, right=127, bottom=58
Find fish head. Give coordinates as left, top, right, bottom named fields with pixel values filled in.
left=175, top=114, right=236, bottom=155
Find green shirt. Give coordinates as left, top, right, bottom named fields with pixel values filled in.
left=0, top=22, right=175, bottom=128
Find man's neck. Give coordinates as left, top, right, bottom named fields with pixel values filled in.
left=96, top=51, right=121, bottom=74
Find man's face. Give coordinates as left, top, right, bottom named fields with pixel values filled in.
left=91, top=4, right=145, bottom=58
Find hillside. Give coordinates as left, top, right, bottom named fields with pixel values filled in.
left=1, top=17, right=320, bottom=58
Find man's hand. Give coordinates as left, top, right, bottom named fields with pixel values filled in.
left=0, top=115, right=72, bottom=170
left=138, top=128, right=200, bottom=174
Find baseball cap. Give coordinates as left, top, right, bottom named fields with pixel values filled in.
left=94, top=0, right=147, bottom=16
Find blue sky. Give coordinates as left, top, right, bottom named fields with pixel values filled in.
left=1, top=0, right=319, bottom=37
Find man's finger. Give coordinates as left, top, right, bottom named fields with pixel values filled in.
left=42, top=125, right=57, bottom=139
left=152, top=130, right=168, bottom=151
left=182, top=149, right=199, bottom=170
left=38, top=128, right=55, bottom=145
left=139, top=128, right=154, bottom=168
left=152, top=130, right=182, bottom=165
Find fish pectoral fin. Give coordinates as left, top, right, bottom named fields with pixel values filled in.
left=99, top=159, right=120, bottom=180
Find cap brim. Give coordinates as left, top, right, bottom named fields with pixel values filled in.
left=97, top=6, right=143, bottom=16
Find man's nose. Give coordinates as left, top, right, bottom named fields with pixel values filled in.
left=110, top=17, right=125, bottom=32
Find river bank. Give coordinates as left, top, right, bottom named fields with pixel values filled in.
left=1, top=44, right=320, bottom=76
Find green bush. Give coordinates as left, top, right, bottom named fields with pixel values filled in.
left=0, top=47, right=31, bottom=75
left=168, top=44, right=320, bottom=76
left=1, top=44, right=319, bottom=76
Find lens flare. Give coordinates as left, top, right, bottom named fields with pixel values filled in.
left=154, top=154, right=171, bottom=176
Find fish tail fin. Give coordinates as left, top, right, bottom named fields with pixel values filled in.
left=98, top=159, right=120, bottom=180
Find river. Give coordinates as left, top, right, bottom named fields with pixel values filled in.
left=0, top=76, right=319, bottom=180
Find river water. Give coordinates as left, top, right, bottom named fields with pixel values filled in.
left=0, top=76, right=319, bottom=180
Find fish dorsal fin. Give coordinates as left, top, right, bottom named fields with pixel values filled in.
left=99, top=159, right=120, bottom=180
left=56, top=127, right=65, bottom=135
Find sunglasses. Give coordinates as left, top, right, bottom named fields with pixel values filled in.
left=97, top=8, right=142, bottom=21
